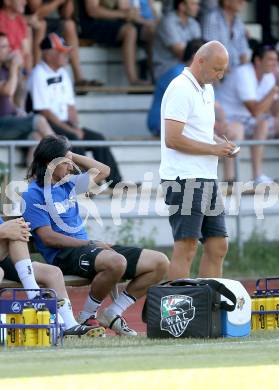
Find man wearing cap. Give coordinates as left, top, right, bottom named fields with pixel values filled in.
left=27, top=33, right=123, bottom=189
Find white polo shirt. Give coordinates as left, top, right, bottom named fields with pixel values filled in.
left=215, top=63, right=276, bottom=120
left=28, top=61, right=75, bottom=122
left=159, top=68, right=218, bottom=180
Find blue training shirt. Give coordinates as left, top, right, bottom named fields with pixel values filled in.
left=147, top=64, right=185, bottom=136
left=22, top=173, right=90, bottom=264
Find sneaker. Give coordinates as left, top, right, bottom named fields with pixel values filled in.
left=64, top=324, right=105, bottom=337
left=78, top=314, right=102, bottom=328
left=97, top=308, right=137, bottom=336
left=254, top=175, right=274, bottom=185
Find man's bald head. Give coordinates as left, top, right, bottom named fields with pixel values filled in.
left=195, top=41, right=229, bottom=63
left=190, top=41, right=229, bottom=84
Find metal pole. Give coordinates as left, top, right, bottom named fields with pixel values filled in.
left=234, top=153, right=243, bottom=258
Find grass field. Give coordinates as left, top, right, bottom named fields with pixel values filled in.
left=0, top=331, right=278, bottom=390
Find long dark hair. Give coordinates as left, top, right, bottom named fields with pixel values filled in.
left=27, top=135, right=71, bottom=186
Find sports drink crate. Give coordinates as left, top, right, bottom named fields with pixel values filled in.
left=251, top=277, right=279, bottom=330
left=0, top=288, right=62, bottom=347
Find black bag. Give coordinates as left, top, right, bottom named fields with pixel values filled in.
left=142, top=279, right=236, bottom=338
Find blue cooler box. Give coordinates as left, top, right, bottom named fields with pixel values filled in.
left=213, top=278, right=251, bottom=337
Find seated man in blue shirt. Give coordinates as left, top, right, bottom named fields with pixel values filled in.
left=148, top=38, right=205, bottom=136
left=22, top=135, right=169, bottom=336
left=0, top=216, right=102, bottom=337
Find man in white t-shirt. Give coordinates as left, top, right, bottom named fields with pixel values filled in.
left=215, top=44, right=279, bottom=184
left=160, top=40, right=237, bottom=280
left=27, top=33, right=122, bottom=189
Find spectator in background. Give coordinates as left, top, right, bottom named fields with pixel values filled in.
left=26, top=0, right=103, bottom=88
left=132, top=0, right=159, bottom=80
left=148, top=38, right=205, bottom=136
left=78, top=0, right=152, bottom=85
left=27, top=33, right=122, bottom=188
left=153, top=0, right=201, bottom=81
left=215, top=44, right=279, bottom=185
left=198, top=0, right=218, bottom=21
left=0, top=32, right=54, bottom=165
left=0, top=0, right=32, bottom=71
left=202, top=0, right=249, bottom=69
left=0, top=0, right=32, bottom=107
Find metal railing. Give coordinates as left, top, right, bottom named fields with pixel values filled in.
left=1, top=139, right=279, bottom=257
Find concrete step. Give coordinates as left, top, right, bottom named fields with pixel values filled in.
left=75, top=47, right=147, bottom=86
left=76, top=94, right=152, bottom=138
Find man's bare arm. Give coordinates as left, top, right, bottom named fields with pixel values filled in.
left=36, top=226, right=90, bottom=248
left=165, top=119, right=235, bottom=157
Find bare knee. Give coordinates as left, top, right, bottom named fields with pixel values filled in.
left=34, top=114, right=53, bottom=136
left=47, top=265, right=64, bottom=282
left=204, top=239, right=228, bottom=262
left=153, top=252, right=169, bottom=280
left=63, top=19, right=77, bottom=35
left=254, top=120, right=268, bottom=139
left=102, top=253, right=127, bottom=278
left=32, top=262, right=64, bottom=283
left=173, top=239, right=198, bottom=263
left=120, top=23, right=137, bottom=42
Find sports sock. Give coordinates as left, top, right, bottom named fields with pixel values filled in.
left=14, top=259, right=40, bottom=299
left=106, top=290, right=136, bottom=317
left=78, top=294, right=102, bottom=322
left=58, top=298, right=79, bottom=330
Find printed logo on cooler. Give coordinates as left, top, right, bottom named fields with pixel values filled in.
left=160, top=295, right=195, bottom=337
left=236, top=297, right=245, bottom=310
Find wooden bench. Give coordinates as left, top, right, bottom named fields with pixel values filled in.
left=0, top=275, right=91, bottom=289
left=74, top=84, right=154, bottom=95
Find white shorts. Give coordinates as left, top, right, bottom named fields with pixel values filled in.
left=228, top=114, right=276, bottom=139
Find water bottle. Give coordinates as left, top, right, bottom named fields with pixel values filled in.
left=37, top=305, right=51, bottom=347
left=22, top=303, right=38, bottom=347
left=6, top=314, right=23, bottom=347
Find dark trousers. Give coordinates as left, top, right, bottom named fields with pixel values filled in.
left=50, top=123, right=122, bottom=188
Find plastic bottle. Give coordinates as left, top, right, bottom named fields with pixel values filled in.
left=37, top=305, right=51, bottom=347
left=6, top=314, right=23, bottom=347
left=265, top=295, right=275, bottom=330
left=251, top=298, right=257, bottom=331
left=22, top=303, right=38, bottom=347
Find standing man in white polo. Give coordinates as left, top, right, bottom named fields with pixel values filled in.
left=160, top=41, right=237, bottom=280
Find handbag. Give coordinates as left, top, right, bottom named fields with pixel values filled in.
left=142, top=278, right=236, bottom=338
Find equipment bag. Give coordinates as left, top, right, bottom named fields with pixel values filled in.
left=142, top=278, right=236, bottom=338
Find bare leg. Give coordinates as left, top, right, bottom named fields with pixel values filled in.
left=168, top=238, right=198, bottom=279
left=118, top=23, right=139, bottom=84
left=31, top=262, right=69, bottom=299
left=223, top=121, right=244, bottom=181
left=34, top=114, right=54, bottom=137
left=198, top=236, right=228, bottom=277
left=251, top=119, right=268, bottom=179
left=140, top=23, right=155, bottom=81
left=8, top=240, right=30, bottom=261
left=90, top=250, right=127, bottom=301
left=33, top=20, right=47, bottom=65
left=125, top=250, right=169, bottom=298
left=8, top=241, right=66, bottom=297
left=63, top=19, right=83, bottom=82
